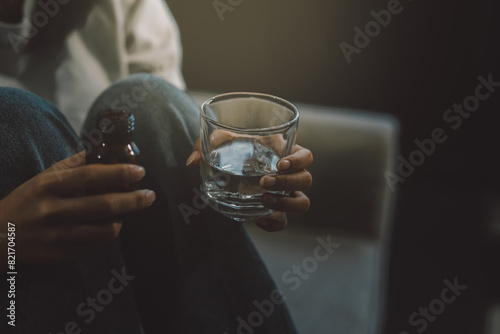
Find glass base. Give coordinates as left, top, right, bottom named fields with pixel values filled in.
left=202, top=190, right=274, bottom=222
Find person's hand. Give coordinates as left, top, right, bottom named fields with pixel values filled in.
left=0, top=151, right=156, bottom=265
left=186, top=139, right=313, bottom=232
left=255, top=145, right=313, bottom=231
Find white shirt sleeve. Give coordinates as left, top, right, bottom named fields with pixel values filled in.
left=123, top=0, right=186, bottom=90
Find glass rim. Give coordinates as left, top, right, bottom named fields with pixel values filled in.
left=200, top=92, right=299, bottom=134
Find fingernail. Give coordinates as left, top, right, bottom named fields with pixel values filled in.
left=262, top=194, right=278, bottom=204
left=278, top=159, right=291, bottom=171
left=186, top=151, right=198, bottom=166
left=143, top=190, right=156, bottom=206
left=130, top=165, right=146, bottom=181
left=261, top=176, right=276, bottom=187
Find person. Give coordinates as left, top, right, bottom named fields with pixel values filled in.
left=0, top=0, right=313, bottom=333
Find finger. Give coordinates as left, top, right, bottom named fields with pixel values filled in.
left=19, top=220, right=123, bottom=263
left=259, top=134, right=286, bottom=154
left=186, top=138, right=201, bottom=166
left=260, top=170, right=312, bottom=191
left=54, top=189, right=156, bottom=221
left=209, top=129, right=236, bottom=147
left=64, top=221, right=122, bottom=250
left=255, top=212, right=288, bottom=232
left=277, top=145, right=313, bottom=173
left=50, top=221, right=123, bottom=261
left=187, top=130, right=240, bottom=167
left=45, top=164, right=146, bottom=194
left=45, top=151, right=86, bottom=174
left=193, top=138, right=201, bottom=151
left=261, top=191, right=310, bottom=213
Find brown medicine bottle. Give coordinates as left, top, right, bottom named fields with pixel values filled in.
left=86, top=110, right=141, bottom=192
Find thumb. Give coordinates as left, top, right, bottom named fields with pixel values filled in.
left=186, top=139, right=201, bottom=166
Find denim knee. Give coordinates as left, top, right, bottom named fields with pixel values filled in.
left=0, top=87, right=73, bottom=132
left=0, top=88, right=79, bottom=198
left=83, top=74, right=200, bottom=162
left=95, top=73, right=199, bottom=124
left=0, top=87, right=49, bottom=124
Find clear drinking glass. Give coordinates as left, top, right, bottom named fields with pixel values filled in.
left=200, top=92, right=299, bottom=222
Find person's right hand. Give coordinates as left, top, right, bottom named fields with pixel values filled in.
left=0, top=151, right=156, bottom=265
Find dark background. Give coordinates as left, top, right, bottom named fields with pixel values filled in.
left=167, top=0, right=500, bottom=333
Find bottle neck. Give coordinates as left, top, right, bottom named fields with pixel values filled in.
left=96, top=110, right=136, bottom=145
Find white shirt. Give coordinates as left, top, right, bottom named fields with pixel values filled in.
left=0, top=0, right=185, bottom=131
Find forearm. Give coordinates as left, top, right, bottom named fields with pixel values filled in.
left=0, top=0, right=24, bottom=23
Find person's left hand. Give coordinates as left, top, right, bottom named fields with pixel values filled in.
left=186, top=140, right=313, bottom=232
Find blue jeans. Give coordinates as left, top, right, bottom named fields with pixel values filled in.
left=0, top=75, right=297, bottom=334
